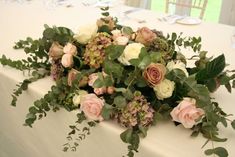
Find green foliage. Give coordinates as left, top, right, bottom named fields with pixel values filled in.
left=11, top=71, right=49, bottom=107
left=105, top=45, right=125, bottom=60
left=231, top=120, right=235, bottom=130
left=24, top=77, right=74, bottom=127
left=101, top=103, right=113, bottom=120
left=122, top=26, right=134, bottom=35
left=63, top=113, right=98, bottom=152
left=43, top=25, right=74, bottom=45
left=205, top=147, right=228, bottom=157
left=196, top=54, right=225, bottom=81
left=120, top=128, right=140, bottom=157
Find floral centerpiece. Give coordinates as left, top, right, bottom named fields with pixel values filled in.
left=1, top=8, right=235, bottom=157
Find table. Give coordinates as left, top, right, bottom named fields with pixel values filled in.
left=0, top=1, right=235, bottom=157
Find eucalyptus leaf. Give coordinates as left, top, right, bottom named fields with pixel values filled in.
left=205, top=147, right=228, bottom=157
left=120, top=128, right=133, bottom=143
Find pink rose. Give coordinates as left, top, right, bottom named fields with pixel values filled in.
left=143, top=63, right=166, bottom=87
left=63, top=43, right=77, bottom=55
left=135, top=27, right=157, bottom=45
left=88, top=73, right=99, bottom=86
left=61, top=54, right=73, bottom=68
left=49, top=42, right=63, bottom=60
left=170, top=98, right=205, bottom=128
left=80, top=94, right=104, bottom=121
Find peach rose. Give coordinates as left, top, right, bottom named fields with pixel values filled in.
left=61, top=54, right=73, bottom=68
left=143, top=63, right=166, bottom=87
left=67, top=69, right=88, bottom=87
left=135, top=27, right=156, bottom=45
left=170, top=98, right=204, bottom=128
left=63, top=43, right=77, bottom=56
left=49, top=42, right=63, bottom=60
left=80, top=94, right=104, bottom=121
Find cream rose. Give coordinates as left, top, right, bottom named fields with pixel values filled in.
left=111, top=29, right=122, bottom=40
left=167, top=60, right=189, bottom=77
left=61, top=54, right=73, bottom=68
left=154, top=79, right=175, bottom=100
left=170, top=98, right=204, bottom=128
left=72, top=90, right=88, bottom=106
left=63, top=43, right=77, bottom=56
left=80, top=94, right=104, bottom=121
left=115, top=36, right=129, bottom=45
left=73, top=23, right=98, bottom=44
left=118, top=43, right=144, bottom=65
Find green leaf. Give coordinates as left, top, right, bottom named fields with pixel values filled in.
left=101, top=103, right=113, bottom=120
left=93, top=74, right=105, bottom=88
left=114, top=96, right=127, bottom=108
left=150, top=52, right=162, bottom=63
left=152, top=112, right=163, bottom=125
left=105, top=45, right=125, bottom=60
left=29, top=106, right=38, bottom=114
left=43, top=28, right=55, bottom=39
left=205, top=147, right=228, bottom=157
left=166, top=69, right=187, bottom=83
left=102, top=12, right=109, bottom=16
left=120, top=128, right=133, bottom=143
left=122, top=26, right=133, bottom=35
left=231, top=120, right=235, bottom=130
left=138, top=126, right=147, bottom=137
left=219, top=75, right=231, bottom=85
left=138, top=55, right=151, bottom=69
left=103, top=60, right=123, bottom=78
left=129, top=59, right=140, bottom=66
left=205, top=79, right=217, bottom=92
left=225, top=83, right=232, bottom=93
left=196, top=54, right=225, bottom=81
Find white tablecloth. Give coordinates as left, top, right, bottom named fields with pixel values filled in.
left=0, top=1, right=235, bottom=157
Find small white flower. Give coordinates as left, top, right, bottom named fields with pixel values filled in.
left=111, top=29, right=122, bottom=39
left=154, top=79, right=175, bottom=100
left=73, top=23, right=98, bottom=44
left=115, top=36, right=129, bottom=45
left=72, top=90, right=88, bottom=106
left=167, top=60, right=189, bottom=77
left=118, top=43, right=144, bottom=65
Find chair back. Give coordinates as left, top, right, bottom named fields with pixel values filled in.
left=165, top=0, right=208, bottom=19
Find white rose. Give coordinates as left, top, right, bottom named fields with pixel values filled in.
left=118, top=43, right=144, bottom=65
left=111, top=29, right=122, bottom=39
left=154, top=79, right=175, bottom=100
left=167, top=60, right=189, bottom=77
left=73, top=23, right=98, bottom=44
left=72, top=90, right=88, bottom=106
left=115, top=36, right=129, bottom=45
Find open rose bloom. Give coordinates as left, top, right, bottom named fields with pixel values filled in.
left=143, top=63, right=166, bottom=87
left=80, top=94, right=104, bottom=121
left=170, top=98, right=205, bottom=128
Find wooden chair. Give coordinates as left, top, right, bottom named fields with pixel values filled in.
left=165, top=0, right=208, bottom=19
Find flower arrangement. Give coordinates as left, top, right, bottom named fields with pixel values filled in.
left=1, top=8, right=235, bottom=157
